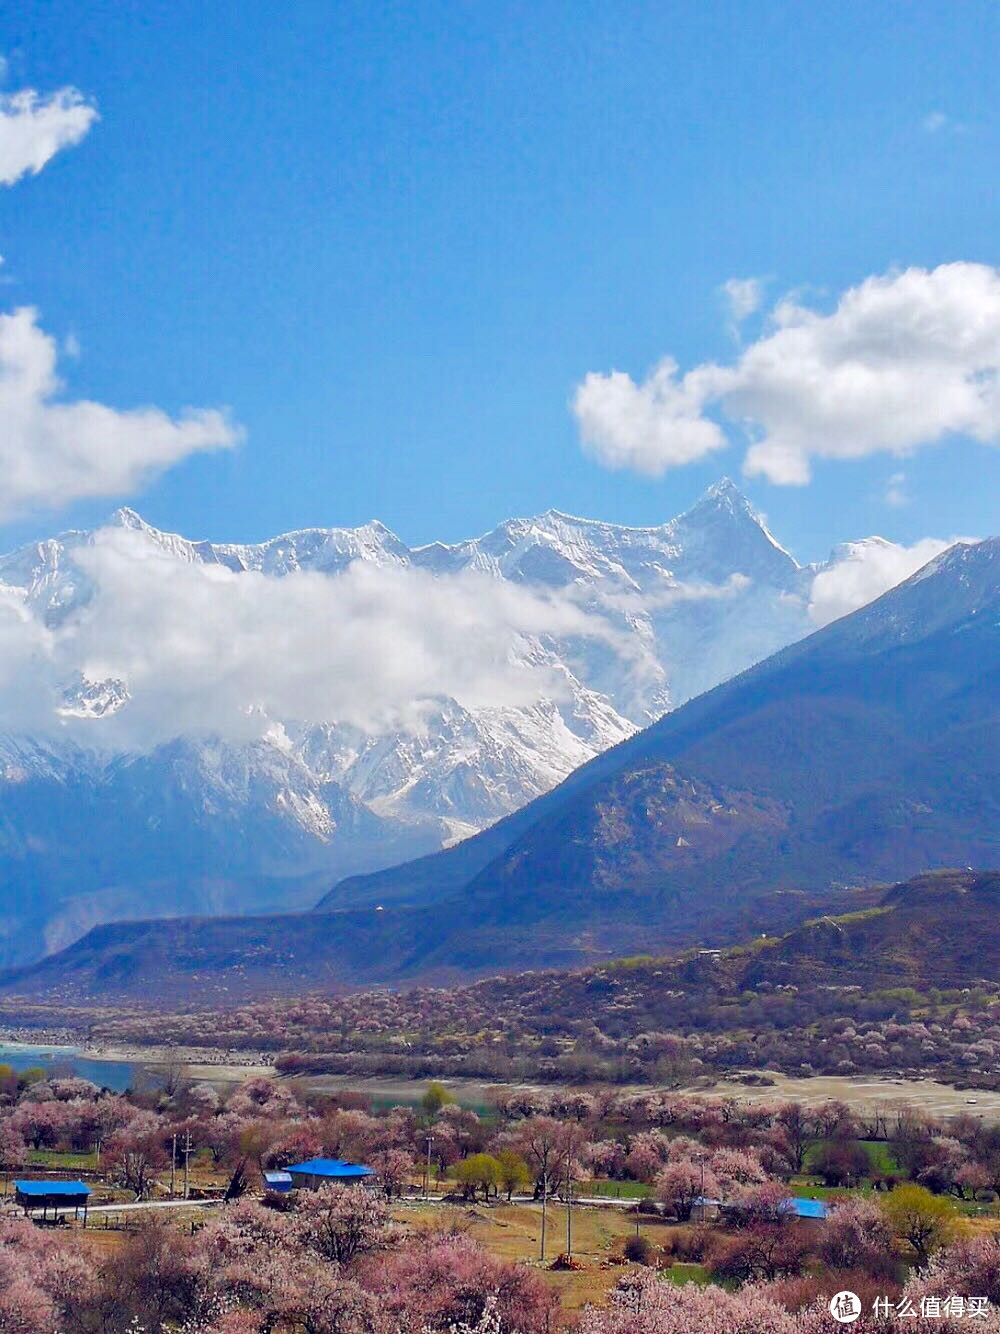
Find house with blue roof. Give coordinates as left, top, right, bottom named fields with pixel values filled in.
left=285, top=1158, right=375, bottom=1191
left=14, top=1179, right=91, bottom=1222
left=698, top=1193, right=828, bottom=1226
left=785, top=1196, right=828, bottom=1222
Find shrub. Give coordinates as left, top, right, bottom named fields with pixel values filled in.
left=623, top=1234, right=655, bottom=1265
left=708, top=1225, right=810, bottom=1284
left=817, top=1196, right=899, bottom=1279
left=881, top=1184, right=958, bottom=1266
left=576, top=1269, right=801, bottom=1333
left=812, top=1137, right=871, bottom=1186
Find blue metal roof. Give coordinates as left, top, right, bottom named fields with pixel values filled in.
left=285, top=1158, right=374, bottom=1178
left=787, top=1197, right=828, bottom=1219
left=14, top=1180, right=91, bottom=1197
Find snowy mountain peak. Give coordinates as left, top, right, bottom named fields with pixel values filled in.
left=677, top=478, right=788, bottom=545
left=109, top=506, right=148, bottom=531
left=0, top=480, right=946, bottom=967
left=701, top=475, right=746, bottom=504
left=824, top=536, right=896, bottom=564
left=652, top=481, right=798, bottom=585
left=56, top=676, right=130, bottom=720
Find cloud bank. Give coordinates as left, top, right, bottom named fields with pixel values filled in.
left=808, top=536, right=966, bottom=627
left=0, top=86, right=97, bottom=186
left=1, top=526, right=631, bottom=749
left=0, top=518, right=963, bottom=751
left=0, top=308, right=241, bottom=521
left=574, top=263, right=1000, bottom=484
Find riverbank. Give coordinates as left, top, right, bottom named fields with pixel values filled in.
left=0, top=1034, right=275, bottom=1091
left=68, top=1047, right=1000, bottom=1121
left=82, top=1042, right=276, bottom=1084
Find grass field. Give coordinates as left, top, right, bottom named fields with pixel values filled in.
left=583, top=1179, right=652, bottom=1200
left=26, top=1149, right=100, bottom=1170
left=664, top=1261, right=710, bottom=1285
left=393, top=1199, right=654, bottom=1309
left=801, top=1139, right=903, bottom=1176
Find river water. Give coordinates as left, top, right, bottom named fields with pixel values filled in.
left=0, top=1044, right=135, bottom=1092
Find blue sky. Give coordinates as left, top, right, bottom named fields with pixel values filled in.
left=1, top=0, right=997, bottom=562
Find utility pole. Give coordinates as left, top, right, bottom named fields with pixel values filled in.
left=170, top=1133, right=177, bottom=1197
left=182, top=1130, right=193, bottom=1200
left=424, top=1135, right=433, bottom=1199
left=565, top=1162, right=572, bottom=1257
left=540, top=1174, right=547, bottom=1261
left=565, top=1129, right=574, bottom=1257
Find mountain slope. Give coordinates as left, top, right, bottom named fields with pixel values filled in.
left=346, top=539, right=997, bottom=970
left=2, top=538, right=995, bottom=1002
left=320, top=538, right=998, bottom=922
left=73, top=871, right=996, bottom=1067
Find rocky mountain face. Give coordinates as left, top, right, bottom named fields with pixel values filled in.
left=0, top=481, right=910, bottom=964
left=1, top=538, right=994, bottom=1004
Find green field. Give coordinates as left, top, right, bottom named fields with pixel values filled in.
left=801, top=1138, right=904, bottom=1176
left=26, top=1149, right=100, bottom=1169
left=664, top=1262, right=711, bottom=1285
left=788, top=1179, right=871, bottom=1200
left=585, top=1178, right=652, bottom=1200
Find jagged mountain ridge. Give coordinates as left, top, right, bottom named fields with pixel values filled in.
left=0, top=481, right=896, bottom=963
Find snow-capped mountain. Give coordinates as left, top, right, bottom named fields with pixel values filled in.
left=0, top=479, right=908, bottom=964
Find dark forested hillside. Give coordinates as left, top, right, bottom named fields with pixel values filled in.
left=44, top=870, right=1000, bottom=1090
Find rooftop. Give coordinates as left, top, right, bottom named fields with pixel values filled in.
left=786, top=1197, right=828, bottom=1219
left=13, top=1180, right=91, bottom=1197
left=285, top=1158, right=374, bottom=1178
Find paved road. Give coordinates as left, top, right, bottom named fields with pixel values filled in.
left=86, top=1198, right=223, bottom=1214
left=6, top=1192, right=633, bottom=1222
left=408, top=1192, right=637, bottom=1210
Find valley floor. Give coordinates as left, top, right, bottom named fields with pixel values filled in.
left=78, top=1045, right=1000, bottom=1123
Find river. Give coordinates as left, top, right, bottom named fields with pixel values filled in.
left=0, top=1043, right=136, bottom=1092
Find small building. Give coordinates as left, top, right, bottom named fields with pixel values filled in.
left=263, top=1170, right=293, bottom=1193
left=690, top=1195, right=721, bottom=1223
left=785, top=1196, right=828, bottom=1225
left=13, top=1180, right=91, bottom=1223
left=285, top=1158, right=375, bottom=1190
left=703, top=1194, right=829, bottom=1227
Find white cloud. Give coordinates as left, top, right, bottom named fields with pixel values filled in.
left=0, top=307, right=240, bottom=521
left=921, top=110, right=966, bottom=135
left=575, top=263, right=1000, bottom=485
left=807, top=536, right=969, bottom=627
left=884, top=471, right=908, bottom=507
left=0, top=86, right=97, bottom=186
left=721, top=276, right=764, bottom=328
left=0, top=526, right=634, bottom=749
left=573, top=357, right=725, bottom=476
